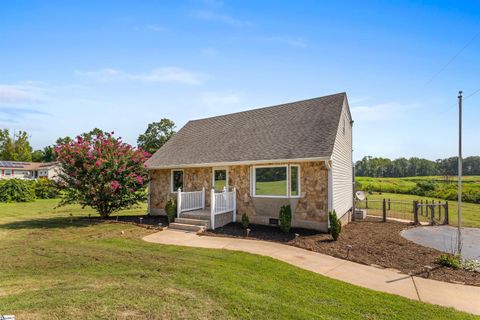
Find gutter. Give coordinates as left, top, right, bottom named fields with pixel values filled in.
left=146, top=156, right=331, bottom=170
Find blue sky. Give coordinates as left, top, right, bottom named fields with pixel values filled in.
left=0, top=0, right=478, bottom=161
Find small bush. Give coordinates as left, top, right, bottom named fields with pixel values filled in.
left=329, top=210, right=342, bottom=241
left=241, top=212, right=249, bottom=229
left=35, top=178, right=60, bottom=199
left=462, top=259, right=480, bottom=273
left=165, top=198, right=177, bottom=223
left=0, top=179, right=36, bottom=202
left=279, top=204, right=292, bottom=233
left=412, top=181, right=437, bottom=196
left=436, top=254, right=461, bottom=269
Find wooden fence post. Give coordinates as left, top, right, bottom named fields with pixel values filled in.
left=382, top=198, right=386, bottom=222
left=438, top=201, right=441, bottom=220
left=444, top=201, right=449, bottom=225
left=388, top=198, right=391, bottom=210
left=430, top=203, right=435, bottom=225
left=420, top=200, right=423, bottom=215
left=366, top=198, right=368, bottom=209
left=413, top=200, right=419, bottom=225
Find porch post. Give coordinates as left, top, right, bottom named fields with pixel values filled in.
left=210, top=188, right=215, bottom=230
left=233, top=187, right=237, bottom=223
left=202, top=187, right=205, bottom=210
left=177, top=188, right=182, bottom=218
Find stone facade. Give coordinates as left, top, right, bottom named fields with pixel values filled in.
left=149, top=161, right=329, bottom=231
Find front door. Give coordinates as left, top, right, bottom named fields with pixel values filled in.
left=212, top=168, right=228, bottom=192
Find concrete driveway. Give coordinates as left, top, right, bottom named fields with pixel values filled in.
left=401, top=226, right=480, bottom=260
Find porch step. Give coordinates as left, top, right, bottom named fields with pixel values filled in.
left=169, top=223, right=206, bottom=232
left=175, top=218, right=210, bottom=228
left=181, top=212, right=211, bottom=220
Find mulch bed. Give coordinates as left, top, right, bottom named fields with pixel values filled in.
left=204, top=218, right=480, bottom=286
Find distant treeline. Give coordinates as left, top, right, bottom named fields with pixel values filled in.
left=355, top=156, right=480, bottom=177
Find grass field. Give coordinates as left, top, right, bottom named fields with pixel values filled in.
left=356, top=176, right=480, bottom=203
left=357, top=192, right=480, bottom=228
left=0, top=200, right=475, bottom=319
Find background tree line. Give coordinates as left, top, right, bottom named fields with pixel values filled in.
left=355, top=156, right=480, bottom=177
left=0, top=118, right=176, bottom=163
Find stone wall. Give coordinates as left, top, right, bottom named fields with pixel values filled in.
left=149, top=168, right=213, bottom=215
left=149, top=161, right=329, bottom=231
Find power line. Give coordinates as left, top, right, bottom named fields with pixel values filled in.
left=464, top=87, right=480, bottom=100
left=434, top=87, right=479, bottom=118
left=423, top=30, right=480, bottom=88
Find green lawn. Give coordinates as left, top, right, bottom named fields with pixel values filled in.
left=0, top=200, right=476, bottom=319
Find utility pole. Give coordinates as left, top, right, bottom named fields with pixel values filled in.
left=457, top=91, right=463, bottom=256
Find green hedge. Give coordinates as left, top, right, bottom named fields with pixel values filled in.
left=0, top=179, right=36, bottom=202
left=0, top=178, right=61, bottom=203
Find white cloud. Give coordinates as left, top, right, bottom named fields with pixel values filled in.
left=0, top=84, right=45, bottom=104
left=267, top=36, right=307, bottom=48
left=193, top=10, right=252, bottom=27
left=351, top=102, right=418, bottom=122
left=75, top=67, right=205, bottom=85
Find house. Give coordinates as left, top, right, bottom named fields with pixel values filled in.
left=145, top=92, right=353, bottom=232
left=0, top=161, right=60, bottom=180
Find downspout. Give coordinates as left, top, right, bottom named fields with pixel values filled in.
left=147, top=171, right=151, bottom=215
left=324, top=159, right=333, bottom=229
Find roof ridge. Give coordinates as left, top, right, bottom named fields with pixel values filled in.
left=188, top=92, right=346, bottom=123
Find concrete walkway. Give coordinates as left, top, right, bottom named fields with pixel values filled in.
left=402, top=226, right=480, bottom=260
left=143, top=230, right=480, bottom=315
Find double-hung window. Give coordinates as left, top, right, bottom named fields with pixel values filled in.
left=171, top=169, right=184, bottom=193
left=213, top=168, right=228, bottom=191
left=253, top=165, right=300, bottom=198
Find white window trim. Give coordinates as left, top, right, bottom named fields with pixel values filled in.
left=289, top=164, right=301, bottom=198
left=252, top=164, right=302, bottom=199
left=252, top=164, right=289, bottom=198
left=212, top=167, right=229, bottom=191
left=170, top=169, right=184, bottom=193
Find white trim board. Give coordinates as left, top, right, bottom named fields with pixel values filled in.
left=147, top=156, right=331, bottom=170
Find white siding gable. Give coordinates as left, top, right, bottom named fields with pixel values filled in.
left=331, top=98, right=353, bottom=219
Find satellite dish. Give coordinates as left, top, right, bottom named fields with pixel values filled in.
left=355, top=191, right=366, bottom=201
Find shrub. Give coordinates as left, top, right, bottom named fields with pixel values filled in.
left=462, top=259, right=480, bottom=273
left=35, top=178, right=60, bottom=199
left=0, top=179, right=36, bottom=202
left=329, top=210, right=342, bottom=241
left=241, top=212, right=249, bottom=229
left=279, top=204, right=292, bottom=233
left=436, top=254, right=461, bottom=269
left=55, top=132, right=150, bottom=218
left=412, top=181, right=437, bottom=196
left=165, top=198, right=177, bottom=223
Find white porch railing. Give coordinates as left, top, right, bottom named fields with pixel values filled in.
left=177, top=187, right=205, bottom=217
left=210, top=187, right=236, bottom=229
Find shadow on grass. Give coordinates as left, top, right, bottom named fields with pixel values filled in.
left=0, top=217, right=104, bottom=230
left=0, top=215, right=168, bottom=230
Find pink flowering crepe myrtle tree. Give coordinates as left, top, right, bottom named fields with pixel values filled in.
left=55, top=132, right=150, bottom=218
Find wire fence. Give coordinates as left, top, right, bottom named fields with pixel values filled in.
left=355, top=198, right=449, bottom=225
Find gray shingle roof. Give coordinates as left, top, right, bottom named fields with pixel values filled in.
left=145, top=92, right=348, bottom=168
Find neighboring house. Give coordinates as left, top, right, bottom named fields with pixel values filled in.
left=0, top=161, right=60, bottom=180
left=145, top=92, right=353, bottom=232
